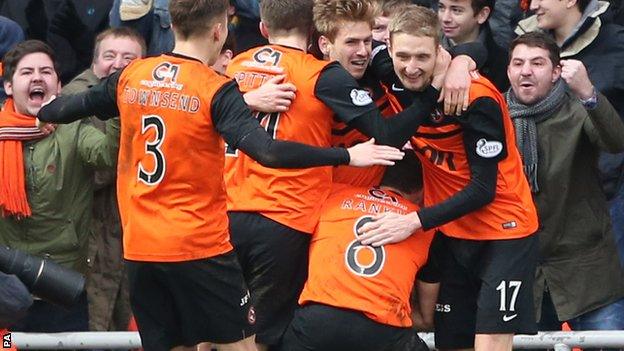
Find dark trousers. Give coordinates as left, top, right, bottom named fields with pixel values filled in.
left=11, top=292, right=88, bottom=332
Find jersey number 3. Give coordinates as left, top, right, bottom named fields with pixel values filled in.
left=138, top=115, right=166, bottom=185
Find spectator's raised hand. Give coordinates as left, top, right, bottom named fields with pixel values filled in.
left=560, top=59, right=594, bottom=100
left=36, top=95, right=57, bottom=135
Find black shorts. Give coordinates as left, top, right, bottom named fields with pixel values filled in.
left=126, top=252, right=255, bottom=351
left=433, top=232, right=538, bottom=349
left=279, top=303, right=428, bottom=351
left=228, top=211, right=311, bottom=347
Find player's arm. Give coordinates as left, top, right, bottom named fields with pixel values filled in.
left=358, top=97, right=504, bottom=246
left=37, top=71, right=121, bottom=123
left=416, top=97, right=504, bottom=229
left=213, top=81, right=404, bottom=169
left=315, top=62, right=439, bottom=148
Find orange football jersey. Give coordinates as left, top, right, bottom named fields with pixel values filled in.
left=225, top=45, right=335, bottom=233
left=299, top=183, right=434, bottom=327
left=332, top=84, right=402, bottom=187
left=115, top=54, right=233, bottom=261
left=410, top=73, right=538, bottom=240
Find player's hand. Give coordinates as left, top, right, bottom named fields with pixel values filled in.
left=36, top=95, right=57, bottom=135
left=431, top=46, right=451, bottom=91
left=243, top=74, right=296, bottom=113
left=560, top=59, right=594, bottom=100
left=357, top=211, right=422, bottom=246
left=347, top=138, right=404, bottom=167
left=440, top=54, right=473, bottom=116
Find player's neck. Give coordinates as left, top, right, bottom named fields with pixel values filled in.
left=173, top=39, right=219, bottom=65
left=268, top=35, right=308, bottom=52
left=380, top=185, right=423, bottom=206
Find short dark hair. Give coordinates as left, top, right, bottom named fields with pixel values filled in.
left=469, top=0, right=493, bottom=15
left=509, top=31, right=560, bottom=67
left=2, top=40, right=58, bottom=82
left=169, top=0, right=228, bottom=39
left=93, top=27, right=147, bottom=61
left=576, top=0, right=592, bottom=13
left=261, top=0, right=315, bottom=36
left=380, top=151, right=423, bottom=195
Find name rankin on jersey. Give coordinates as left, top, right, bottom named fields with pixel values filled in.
left=341, top=197, right=408, bottom=215
left=123, top=87, right=201, bottom=114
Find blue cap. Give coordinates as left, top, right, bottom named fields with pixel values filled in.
left=0, top=16, right=25, bottom=60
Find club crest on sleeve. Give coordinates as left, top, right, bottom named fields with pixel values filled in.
left=475, top=138, right=502, bottom=158
left=350, top=89, right=373, bottom=106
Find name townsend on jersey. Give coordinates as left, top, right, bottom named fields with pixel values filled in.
left=123, top=88, right=201, bottom=113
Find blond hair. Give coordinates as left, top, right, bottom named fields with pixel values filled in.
left=313, top=0, right=380, bottom=41
left=388, top=5, right=439, bottom=46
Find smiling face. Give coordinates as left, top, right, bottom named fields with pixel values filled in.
left=508, top=44, right=561, bottom=105
left=389, top=32, right=437, bottom=91
left=4, top=52, right=60, bottom=116
left=320, top=20, right=373, bottom=79
left=438, top=0, right=490, bottom=44
left=529, top=0, right=569, bottom=30
left=92, top=36, right=143, bottom=78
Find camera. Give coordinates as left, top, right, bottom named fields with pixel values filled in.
left=0, top=246, right=85, bottom=308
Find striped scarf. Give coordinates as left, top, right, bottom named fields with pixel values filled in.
left=505, top=79, right=566, bottom=192
left=0, top=98, right=47, bottom=218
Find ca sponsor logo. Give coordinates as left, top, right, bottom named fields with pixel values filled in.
left=152, top=62, right=180, bottom=83
left=350, top=89, right=373, bottom=106
left=435, top=303, right=451, bottom=313
left=2, top=333, right=11, bottom=349
left=475, top=138, right=503, bottom=158
left=368, top=188, right=398, bottom=203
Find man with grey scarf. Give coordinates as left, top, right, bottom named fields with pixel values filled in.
left=506, top=32, right=624, bottom=337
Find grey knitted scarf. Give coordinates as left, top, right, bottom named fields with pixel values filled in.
left=505, top=79, right=566, bottom=192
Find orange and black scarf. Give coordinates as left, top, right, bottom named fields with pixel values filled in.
left=0, top=98, right=47, bottom=218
